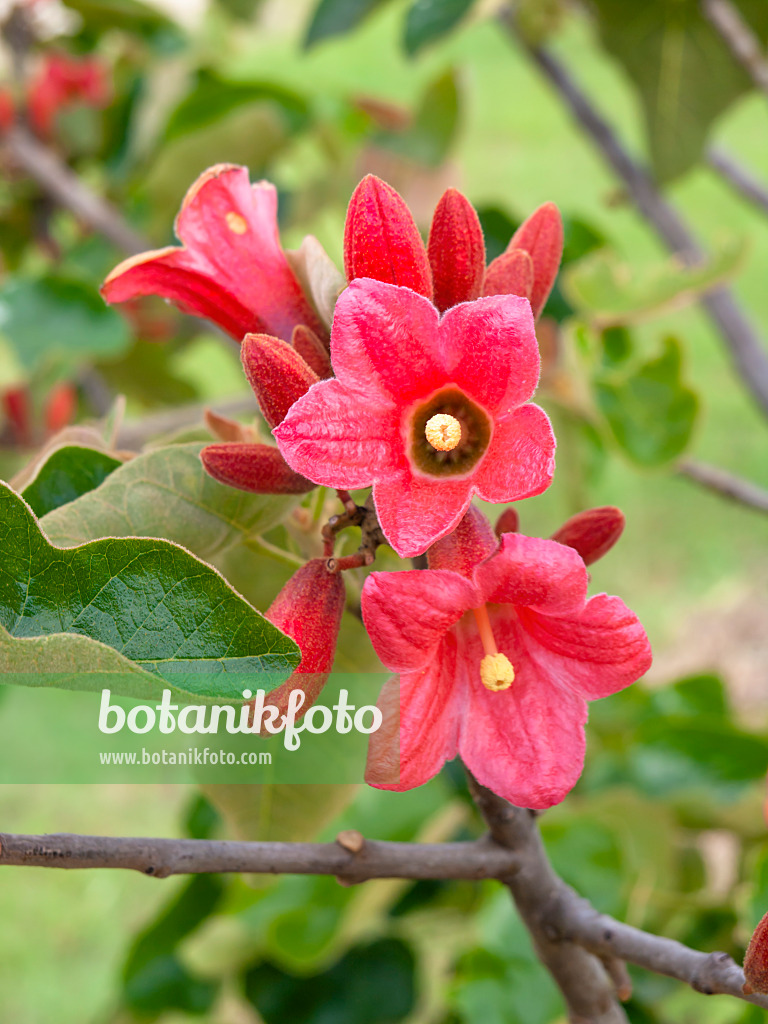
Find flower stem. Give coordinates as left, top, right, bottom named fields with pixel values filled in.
left=244, top=535, right=304, bottom=569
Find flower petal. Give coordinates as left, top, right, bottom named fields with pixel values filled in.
left=473, top=404, right=555, bottom=503
left=367, top=641, right=465, bottom=793
left=103, top=165, right=323, bottom=342
left=330, top=279, right=446, bottom=405
left=362, top=569, right=480, bottom=673
left=373, top=470, right=474, bottom=558
left=458, top=609, right=587, bottom=809
left=274, top=378, right=398, bottom=490
left=428, top=188, right=485, bottom=312
left=439, top=294, right=540, bottom=413
left=474, top=533, right=588, bottom=616
left=344, top=175, right=433, bottom=298
left=519, top=594, right=652, bottom=700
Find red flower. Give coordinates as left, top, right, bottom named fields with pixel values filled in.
left=345, top=175, right=563, bottom=318
left=274, top=278, right=555, bottom=557
left=362, top=509, right=651, bottom=809
left=28, top=52, right=110, bottom=139
left=101, top=165, right=325, bottom=344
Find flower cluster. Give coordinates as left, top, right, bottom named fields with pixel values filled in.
left=103, top=167, right=651, bottom=809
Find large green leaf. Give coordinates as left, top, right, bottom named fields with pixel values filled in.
left=594, top=337, right=698, bottom=466
left=403, top=0, right=476, bottom=55
left=22, top=446, right=123, bottom=518
left=304, top=0, right=389, bottom=48
left=590, top=0, right=768, bottom=182
left=41, top=442, right=299, bottom=559
left=0, top=273, right=131, bottom=376
left=0, top=483, right=300, bottom=697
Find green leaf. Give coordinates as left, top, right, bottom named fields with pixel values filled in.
left=563, top=241, right=746, bottom=328
left=0, top=273, right=131, bottom=376
left=304, top=0, right=390, bottom=48
left=41, top=442, right=300, bottom=560
left=165, top=70, right=311, bottom=142
left=0, top=483, right=300, bottom=697
left=594, top=337, right=698, bottom=466
left=376, top=69, right=460, bottom=167
left=22, top=446, right=123, bottom=518
left=635, top=717, right=768, bottom=786
left=403, top=0, right=475, bottom=55
left=244, top=938, right=416, bottom=1024
left=590, top=0, right=768, bottom=182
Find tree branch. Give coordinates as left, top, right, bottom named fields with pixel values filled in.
left=0, top=831, right=521, bottom=883
left=678, top=458, right=768, bottom=513
left=467, top=775, right=629, bottom=1024
left=707, top=146, right=768, bottom=216
left=2, top=124, right=148, bottom=255
left=504, top=20, right=768, bottom=417
left=702, top=0, right=768, bottom=94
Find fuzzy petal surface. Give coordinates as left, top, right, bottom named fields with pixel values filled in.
left=473, top=404, right=555, bottom=503
left=373, top=471, right=475, bottom=558
left=362, top=569, right=479, bottom=673
left=102, top=165, right=322, bottom=342
left=474, top=533, right=588, bottom=616
left=274, top=378, right=398, bottom=490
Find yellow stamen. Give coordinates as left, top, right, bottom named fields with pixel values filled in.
left=226, top=211, right=248, bottom=234
left=480, top=652, right=515, bottom=691
left=425, top=413, right=461, bottom=451
left=472, top=605, right=515, bottom=692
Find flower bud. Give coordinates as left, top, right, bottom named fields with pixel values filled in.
left=494, top=506, right=520, bottom=537
left=201, top=443, right=314, bottom=494
left=428, top=506, right=497, bottom=577
left=291, top=324, right=333, bottom=379
left=551, top=507, right=625, bottom=566
left=262, top=558, right=346, bottom=719
left=744, top=910, right=768, bottom=994
left=483, top=249, right=534, bottom=301
left=507, top=202, right=563, bottom=318
left=45, top=383, right=77, bottom=435
left=241, top=332, right=318, bottom=429
left=344, top=174, right=433, bottom=298
left=204, top=408, right=256, bottom=444
left=427, top=188, right=485, bottom=312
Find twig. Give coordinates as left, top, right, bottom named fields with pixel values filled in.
left=243, top=535, right=305, bottom=569
left=0, top=832, right=519, bottom=883
left=707, top=146, right=768, bottom=216
left=1, top=124, right=148, bottom=255
left=466, top=780, right=768, bottom=1014
left=678, top=458, right=768, bottom=513
left=505, top=21, right=768, bottom=417
left=116, top=395, right=255, bottom=450
left=467, top=775, right=629, bottom=1024
left=702, top=0, right=768, bottom=94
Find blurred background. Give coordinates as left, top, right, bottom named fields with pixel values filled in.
left=1, top=0, right=768, bottom=1021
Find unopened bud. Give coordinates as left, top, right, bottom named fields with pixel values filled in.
left=551, top=507, right=625, bottom=566
left=241, top=332, right=318, bottom=429
left=291, top=324, right=333, bottom=379
left=744, top=910, right=768, bottom=994
left=507, top=202, right=563, bottom=319
left=483, top=249, right=534, bottom=301
left=494, top=507, right=520, bottom=537
left=427, top=188, right=485, bottom=312
left=201, top=443, right=314, bottom=494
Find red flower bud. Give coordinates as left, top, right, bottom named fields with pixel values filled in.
left=241, top=332, right=318, bottom=429
left=45, top=382, right=77, bottom=435
left=344, top=175, right=433, bottom=298
left=204, top=408, right=253, bottom=443
left=201, top=443, right=314, bottom=494
left=551, top=507, right=625, bottom=566
left=3, top=387, right=31, bottom=447
left=744, top=910, right=768, bottom=994
left=494, top=506, right=520, bottom=537
left=262, top=558, right=346, bottom=719
left=427, top=188, right=485, bottom=312
left=507, top=202, right=563, bottom=319
left=291, top=324, right=333, bottom=379
left=483, top=249, right=534, bottom=301
left=427, top=506, right=497, bottom=577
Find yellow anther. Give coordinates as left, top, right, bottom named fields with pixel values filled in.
left=425, top=413, right=461, bottom=451
left=480, top=653, right=515, bottom=692
left=225, top=211, right=248, bottom=234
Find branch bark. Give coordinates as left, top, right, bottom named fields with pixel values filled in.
left=707, top=146, right=768, bottom=216
left=505, top=21, right=768, bottom=418
left=702, top=0, right=768, bottom=94
left=2, top=124, right=148, bottom=255
left=678, top=458, right=768, bottom=514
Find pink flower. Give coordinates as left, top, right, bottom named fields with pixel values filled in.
left=101, top=164, right=325, bottom=344
left=274, top=278, right=555, bottom=557
left=362, top=509, right=651, bottom=809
